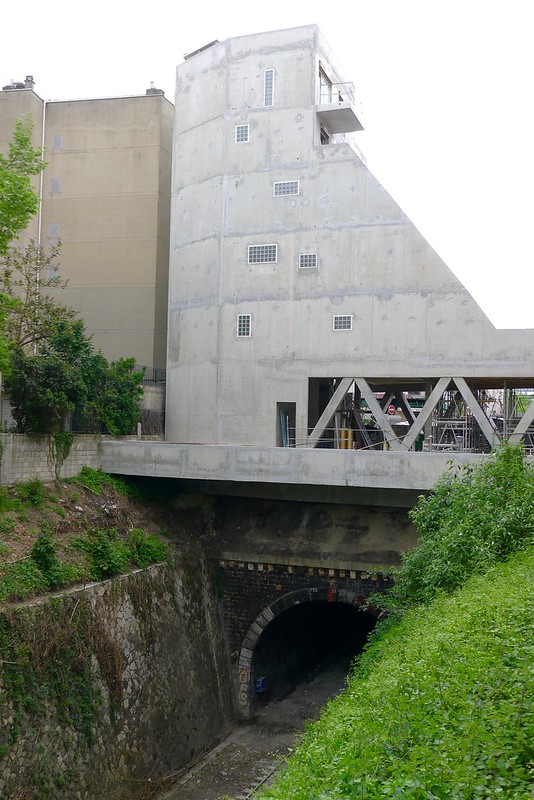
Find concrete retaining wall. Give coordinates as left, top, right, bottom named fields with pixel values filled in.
left=0, top=558, right=235, bottom=799
left=0, top=433, right=102, bottom=485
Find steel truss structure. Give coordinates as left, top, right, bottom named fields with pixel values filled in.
left=304, top=378, right=534, bottom=453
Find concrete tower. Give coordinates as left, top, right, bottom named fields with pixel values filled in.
left=166, top=25, right=534, bottom=451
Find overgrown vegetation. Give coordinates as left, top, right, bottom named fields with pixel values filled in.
left=66, top=465, right=142, bottom=498
left=260, top=443, right=534, bottom=799
left=5, top=317, right=144, bottom=435
left=0, top=471, right=169, bottom=603
left=0, top=597, right=98, bottom=751
left=386, top=441, right=534, bottom=610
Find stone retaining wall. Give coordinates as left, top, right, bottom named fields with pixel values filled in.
left=0, top=557, right=235, bottom=799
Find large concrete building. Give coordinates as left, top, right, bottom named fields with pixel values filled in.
left=166, top=25, right=534, bottom=453
left=0, top=78, right=173, bottom=371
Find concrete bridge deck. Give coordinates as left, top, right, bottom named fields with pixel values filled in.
left=100, top=441, right=485, bottom=506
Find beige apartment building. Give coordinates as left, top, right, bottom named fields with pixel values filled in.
left=0, top=77, right=173, bottom=372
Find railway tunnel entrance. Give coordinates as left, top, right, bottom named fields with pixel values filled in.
left=237, top=589, right=378, bottom=716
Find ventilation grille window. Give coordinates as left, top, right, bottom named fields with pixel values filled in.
left=248, top=244, right=278, bottom=264
left=333, top=315, right=353, bottom=331
left=237, top=314, right=251, bottom=337
left=273, top=180, right=300, bottom=197
left=264, top=69, right=274, bottom=107
left=235, top=124, right=249, bottom=143
left=298, top=253, right=317, bottom=270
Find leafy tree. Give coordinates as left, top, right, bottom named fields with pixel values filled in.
left=6, top=318, right=144, bottom=434
left=0, top=117, right=44, bottom=254
left=0, top=239, right=75, bottom=350
left=7, top=342, right=87, bottom=433
left=0, top=291, right=18, bottom=377
left=86, top=357, right=144, bottom=436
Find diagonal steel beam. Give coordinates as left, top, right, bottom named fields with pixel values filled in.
left=508, top=395, right=534, bottom=442
left=452, top=377, right=500, bottom=448
left=391, top=388, right=416, bottom=424
left=354, top=378, right=403, bottom=450
left=402, top=377, right=452, bottom=450
left=307, top=377, right=353, bottom=448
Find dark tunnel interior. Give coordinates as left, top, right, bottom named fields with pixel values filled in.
left=251, top=601, right=376, bottom=706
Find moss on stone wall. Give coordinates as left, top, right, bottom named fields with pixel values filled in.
left=0, top=558, right=235, bottom=799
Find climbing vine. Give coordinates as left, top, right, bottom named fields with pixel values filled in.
left=51, top=431, right=75, bottom=479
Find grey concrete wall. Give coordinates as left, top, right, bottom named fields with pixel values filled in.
left=166, top=25, right=534, bottom=447
left=100, top=438, right=485, bottom=500
left=0, top=559, right=235, bottom=800
left=0, top=433, right=101, bottom=485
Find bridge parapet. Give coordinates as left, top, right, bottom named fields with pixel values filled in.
left=101, top=440, right=484, bottom=505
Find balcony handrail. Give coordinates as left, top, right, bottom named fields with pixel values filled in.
left=318, top=81, right=357, bottom=107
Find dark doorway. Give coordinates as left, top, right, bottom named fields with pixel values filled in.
left=251, top=601, right=376, bottom=706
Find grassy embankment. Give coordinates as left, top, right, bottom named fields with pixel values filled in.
left=0, top=467, right=168, bottom=604
left=260, top=444, right=534, bottom=799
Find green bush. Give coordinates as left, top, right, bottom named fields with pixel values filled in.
left=67, top=466, right=141, bottom=499
left=30, top=526, right=61, bottom=588
left=83, top=528, right=130, bottom=580
left=387, top=442, right=534, bottom=609
left=128, top=528, right=167, bottom=568
left=13, top=479, right=46, bottom=507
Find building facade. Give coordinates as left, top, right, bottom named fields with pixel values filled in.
left=166, top=25, right=534, bottom=452
left=0, top=80, right=173, bottom=371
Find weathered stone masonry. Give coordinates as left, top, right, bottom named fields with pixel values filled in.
left=218, top=558, right=390, bottom=716
left=0, top=556, right=235, bottom=800
left=219, top=559, right=389, bottom=660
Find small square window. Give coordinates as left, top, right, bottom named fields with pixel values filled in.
left=299, top=253, right=317, bottom=269
left=273, top=181, right=300, bottom=197
left=333, top=315, right=353, bottom=331
left=248, top=244, right=278, bottom=264
left=48, top=223, right=60, bottom=238
left=50, top=179, right=61, bottom=194
left=52, top=134, right=63, bottom=150
left=264, top=69, right=274, bottom=107
left=237, top=314, right=251, bottom=337
left=235, top=124, right=249, bottom=143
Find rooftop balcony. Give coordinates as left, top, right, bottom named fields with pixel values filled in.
left=316, top=81, right=363, bottom=134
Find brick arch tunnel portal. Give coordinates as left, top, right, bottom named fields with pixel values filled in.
left=237, top=588, right=379, bottom=716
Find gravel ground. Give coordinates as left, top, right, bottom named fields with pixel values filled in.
left=159, top=654, right=352, bottom=800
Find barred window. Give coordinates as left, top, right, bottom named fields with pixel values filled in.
left=299, top=253, right=317, bottom=269
left=333, top=315, right=353, bottom=331
left=235, top=124, right=249, bottom=143
left=237, top=314, right=251, bottom=337
left=264, top=69, right=274, bottom=107
left=273, top=180, right=300, bottom=197
left=248, top=244, right=278, bottom=264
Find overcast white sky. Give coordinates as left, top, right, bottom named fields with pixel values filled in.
left=2, top=1, right=533, bottom=328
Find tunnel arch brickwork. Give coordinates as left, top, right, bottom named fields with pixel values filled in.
left=217, top=557, right=390, bottom=716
